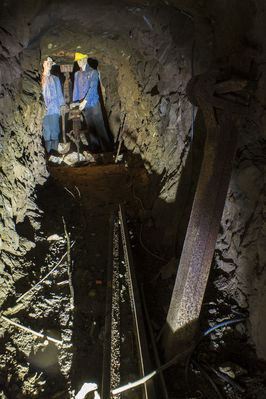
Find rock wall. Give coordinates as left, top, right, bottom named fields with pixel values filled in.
left=36, top=4, right=196, bottom=248
left=0, top=2, right=197, bottom=309
left=0, top=0, right=266, bottom=364
left=0, top=20, right=49, bottom=305
left=37, top=5, right=195, bottom=176
left=203, top=1, right=266, bottom=361
left=213, top=62, right=266, bottom=360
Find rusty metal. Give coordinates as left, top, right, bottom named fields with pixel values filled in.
left=68, top=107, right=82, bottom=161
left=59, top=64, right=73, bottom=154
left=165, top=71, right=248, bottom=355
left=60, top=64, right=73, bottom=104
left=115, top=113, right=126, bottom=163
left=102, top=207, right=158, bottom=399
left=101, top=214, right=115, bottom=399
left=119, top=204, right=157, bottom=399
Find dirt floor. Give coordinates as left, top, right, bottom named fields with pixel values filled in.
left=1, top=152, right=266, bottom=399
left=0, top=152, right=154, bottom=398
left=37, top=153, right=147, bottom=397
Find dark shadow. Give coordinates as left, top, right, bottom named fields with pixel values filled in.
left=16, top=216, right=35, bottom=242
left=119, top=109, right=206, bottom=260
left=88, top=58, right=114, bottom=150
left=161, top=319, right=199, bottom=361
left=153, top=110, right=206, bottom=258
left=98, top=81, right=113, bottom=146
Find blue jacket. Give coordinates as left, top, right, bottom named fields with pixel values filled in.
left=73, top=65, right=99, bottom=108
left=42, top=75, right=65, bottom=115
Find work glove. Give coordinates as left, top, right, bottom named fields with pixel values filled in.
left=75, top=383, right=99, bottom=399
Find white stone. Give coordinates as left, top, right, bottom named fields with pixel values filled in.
left=63, top=152, right=85, bottom=165
left=47, top=234, right=64, bottom=242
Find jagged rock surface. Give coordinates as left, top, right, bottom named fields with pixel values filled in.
left=0, top=2, right=266, bottom=398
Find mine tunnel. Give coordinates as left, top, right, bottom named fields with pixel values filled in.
left=1, top=0, right=266, bottom=398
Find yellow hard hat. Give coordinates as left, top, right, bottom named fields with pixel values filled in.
left=74, top=52, right=88, bottom=61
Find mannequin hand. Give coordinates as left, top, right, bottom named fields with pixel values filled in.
left=75, top=383, right=98, bottom=399
left=61, top=104, right=69, bottom=112
left=79, top=99, right=87, bottom=111
left=70, top=102, right=79, bottom=109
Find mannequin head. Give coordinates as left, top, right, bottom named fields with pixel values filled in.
left=77, top=56, right=88, bottom=71
left=43, top=57, right=55, bottom=76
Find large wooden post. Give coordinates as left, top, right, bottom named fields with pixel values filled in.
left=164, top=72, right=248, bottom=356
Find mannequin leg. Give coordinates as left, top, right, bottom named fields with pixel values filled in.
left=50, top=114, right=60, bottom=153
left=84, top=108, right=100, bottom=152
left=51, top=140, right=58, bottom=151
left=43, top=115, right=52, bottom=153
left=91, top=101, right=111, bottom=151
left=45, top=140, right=52, bottom=153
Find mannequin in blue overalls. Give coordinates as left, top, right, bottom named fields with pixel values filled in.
left=42, top=57, right=65, bottom=153
left=72, top=53, right=111, bottom=152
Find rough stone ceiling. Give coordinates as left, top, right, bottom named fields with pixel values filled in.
left=30, top=1, right=194, bottom=67
left=3, top=0, right=258, bottom=62
left=2, top=0, right=261, bottom=96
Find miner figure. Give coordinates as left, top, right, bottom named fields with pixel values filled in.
left=72, top=52, right=111, bottom=152
left=42, top=57, right=65, bottom=153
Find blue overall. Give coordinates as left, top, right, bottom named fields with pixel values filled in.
left=73, top=65, right=111, bottom=151
left=42, top=74, right=65, bottom=152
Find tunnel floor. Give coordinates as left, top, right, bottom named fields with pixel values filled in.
left=35, top=154, right=146, bottom=397
left=1, top=153, right=266, bottom=398
left=0, top=153, right=155, bottom=398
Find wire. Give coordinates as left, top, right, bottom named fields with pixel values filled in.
left=111, top=317, right=246, bottom=396
left=203, top=318, right=246, bottom=336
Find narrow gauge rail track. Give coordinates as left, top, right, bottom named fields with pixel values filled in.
left=101, top=204, right=160, bottom=399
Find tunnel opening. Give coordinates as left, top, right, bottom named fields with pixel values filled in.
left=1, top=1, right=266, bottom=398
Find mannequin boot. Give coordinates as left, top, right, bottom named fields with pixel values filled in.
left=51, top=140, right=58, bottom=152
left=45, top=140, right=52, bottom=153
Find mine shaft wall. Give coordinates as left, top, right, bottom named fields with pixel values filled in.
left=0, top=0, right=266, bottom=360
left=0, top=37, right=48, bottom=302
left=0, top=1, right=196, bottom=263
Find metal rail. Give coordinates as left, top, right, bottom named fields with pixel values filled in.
left=101, top=205, right=158, bottom=399
left=119, top=204, right=156, bottom=399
